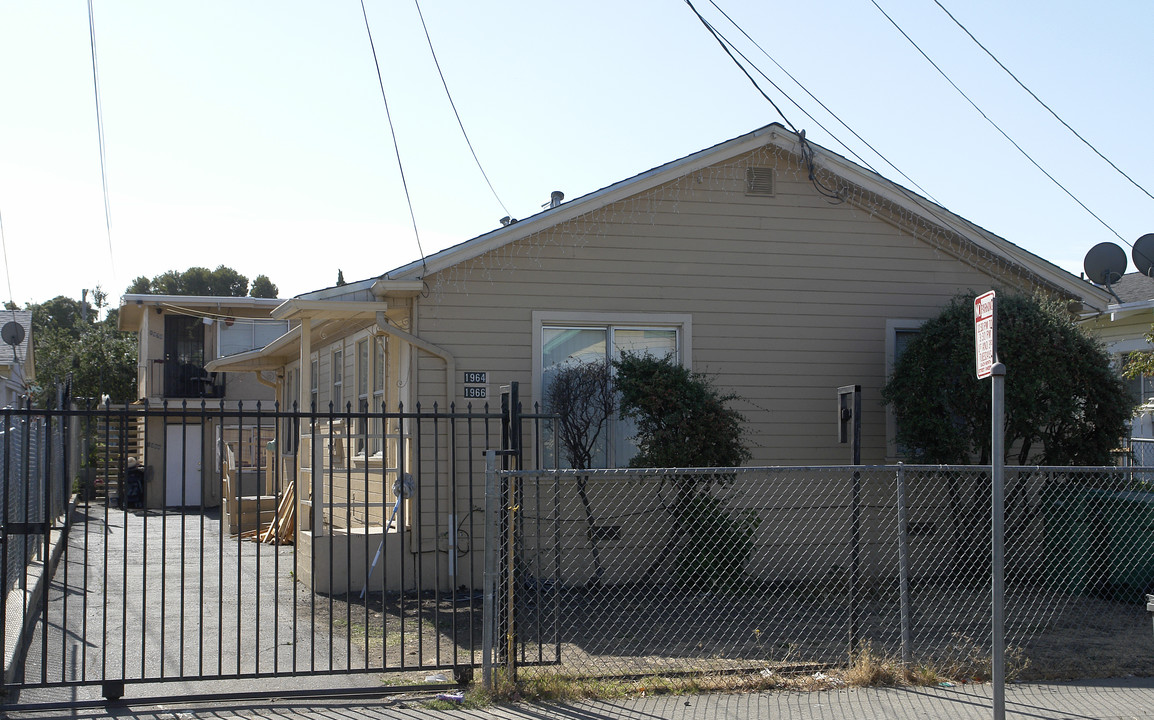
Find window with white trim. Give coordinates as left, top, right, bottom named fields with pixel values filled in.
left=309, top=357, right=318, bottom=412
left=217, top=319, right=290, bottom=358
left=371, top=336, right=387, bottom=455
left=332, top=348, right=344, bottom=412
left=355, top=338, right=369, bottom=452
left=885, top=319, right=924, bottom=459
left=535, top=312, right=690, bottom=468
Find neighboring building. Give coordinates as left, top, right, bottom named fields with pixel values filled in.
left=0, top=310, right=33, bottom=408
left=1080, top=272, right=1154, bottom=405
left=210, top=123, right=1112, bottom=592
left=117, top=294, right=290, bottom=509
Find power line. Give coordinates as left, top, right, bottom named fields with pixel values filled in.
left=869, top=0, right=1127, bottom=245
left=412, top=0, right=510, bottom=217
left=87, top=0, right=117, bottom=286
left=682, top=0, right=797, bottom=135
left=359, top=0, right=427, bottom=276
left=0, top=207, right=16, bottom=310
left=706, top=0, right=941, bottom=205
left=691, top=3, right=1082, bottom=295
left=932, top=0, right=1154, bottom=204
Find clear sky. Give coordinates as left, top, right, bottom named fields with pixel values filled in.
left=1, top=0, right=1151, bottom=309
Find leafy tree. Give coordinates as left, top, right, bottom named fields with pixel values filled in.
left=127, top=265, right=262, bottom=297
left=613, top=352, right=756, bottom=591
left=249, top=275, right=279, bottom=298
left=545, top=358, right=615, bottom=584
left=336, top=270, right=347, bottom=287
left=29, top=295, right=94, bottom=341
left=35, top=324, right=136, bottom=406
left=24, top=288, right=136, bottom=406
left=883, top=293, right=1133, bottom=465
left=126, top=276, right=151, bottom=294
left=614, top=352, right=751, bottom=468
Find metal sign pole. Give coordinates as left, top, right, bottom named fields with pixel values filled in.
left=991, top=361, right=1006, bottom=720
left=975, top=290, right=1005, bottom=720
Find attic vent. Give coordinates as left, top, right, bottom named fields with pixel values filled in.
left=745, top=167, right=775, bottom=196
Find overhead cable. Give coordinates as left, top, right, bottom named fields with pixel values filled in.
left=696, top=3, right=1071, bottom=293
left=869, top=0, right=1127, bottom=244
left=87, top=0, right=117, bottom=286
left=684, top=1, right=848, bottom=200
left=932, top=0, right=1154, bottom=204
left=0, top=207, right=16, bottom=311
left=359, top=0, right=427, bottom=276
left=682, top=0, right=798, bottom=135
left=412, top=0, right=510, bottom=217
left=707, top=0, right=940, bottom=205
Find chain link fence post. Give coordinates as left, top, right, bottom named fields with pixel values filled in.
left=896, top=462, right=912, bottom=667
left=482, top=450, right=498, bottom=691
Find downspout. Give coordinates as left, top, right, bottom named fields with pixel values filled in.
left=374, top=312, right=455, bottom=404
left=374, top=311, right=458, bottom=585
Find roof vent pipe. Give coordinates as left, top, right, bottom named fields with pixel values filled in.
left=500, top=216, right=516, bottom=227
left=549, top=190, right=564, bottom=208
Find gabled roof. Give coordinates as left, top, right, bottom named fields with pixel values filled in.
left=358, top=123, right=1107, bottom=308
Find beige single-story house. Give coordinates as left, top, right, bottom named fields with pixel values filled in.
left=1080, top=272, right=1154, bottom=404
left=208, top=123, right=1112, bottom=593
left=117, top=294, right=290, bottom=511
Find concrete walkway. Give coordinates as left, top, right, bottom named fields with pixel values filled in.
left=4, top=677, right=1154, bottom=719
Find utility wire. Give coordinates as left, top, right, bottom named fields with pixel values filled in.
left=933, top=0, right=1154, bottom=204
left=87, top=0, right=117, bottom=285
left=869, top=0, right=1127, bottom=244
left=682, top=0, right=797, bottom=135
left=694, top=2, right=1082, bottom=295
left=412, top=0, right=509, bottom=217
left=359, top=0, right=427, bottom=276
left=684, top=1, right=848, bottom=200
left=0, top=207, right=16, bottom=311
left=706, top=0, right=940, bottom=205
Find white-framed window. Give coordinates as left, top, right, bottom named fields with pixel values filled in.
left=332, top=348, right=344, bottom=412
left=355, top=338, right=369, bottom=452
left=533, top=311, right=691, bottom=468
left=885, top=319, right=924, bottom=460
left=371, top=336, right=387, bottom=456
left=282, top=367, right=298, bottom=455
left=217, top=319, right=290, bottom=358
left=310, top=356, right=319, bottom=412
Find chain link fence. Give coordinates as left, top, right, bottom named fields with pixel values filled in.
left=501, top=465, right=1154, bottom=686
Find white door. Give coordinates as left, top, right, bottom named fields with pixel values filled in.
left=165, top=425, right=203, bottom=507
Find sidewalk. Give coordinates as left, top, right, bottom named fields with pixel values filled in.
left=5, top=677, right=1154, bottom=719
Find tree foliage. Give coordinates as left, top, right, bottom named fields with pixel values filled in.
left=126, top=265, right=277, bottom=298
left=545, top=358, right=615, bottom=470
left=613, top=352, right=755, bottom=592
left=24, top=288, right=137, bottom=406
left=883, top=293, right=1133, bottom=465
left=249, top=275, right=279, bottom=298
left=613, top=352, right=751, bottom=468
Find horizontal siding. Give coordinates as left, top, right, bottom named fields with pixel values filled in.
left=414, top=146, right=1025, bottom=466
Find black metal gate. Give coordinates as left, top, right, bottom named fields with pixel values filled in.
left=2, top=392, right=556, bottom=704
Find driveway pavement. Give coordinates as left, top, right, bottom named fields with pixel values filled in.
left=4, top=677, right=1154, bottom=719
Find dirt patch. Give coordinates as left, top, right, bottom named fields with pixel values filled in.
left=314, top=582, right=1154, bottom=684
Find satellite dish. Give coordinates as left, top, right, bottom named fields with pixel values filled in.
left=1, top=321, right=24, bottom=348
left=1133, top=233, right=1154, bottom=277
left=1084, top=241, right=1127, bottom=286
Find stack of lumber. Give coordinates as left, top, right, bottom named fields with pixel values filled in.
left=235, top=482, right=295, bottom=544
left=260, top=482, right=296, bottom=544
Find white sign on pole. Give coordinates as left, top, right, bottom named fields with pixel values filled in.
left=974, top=291, right=996, bottom=379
